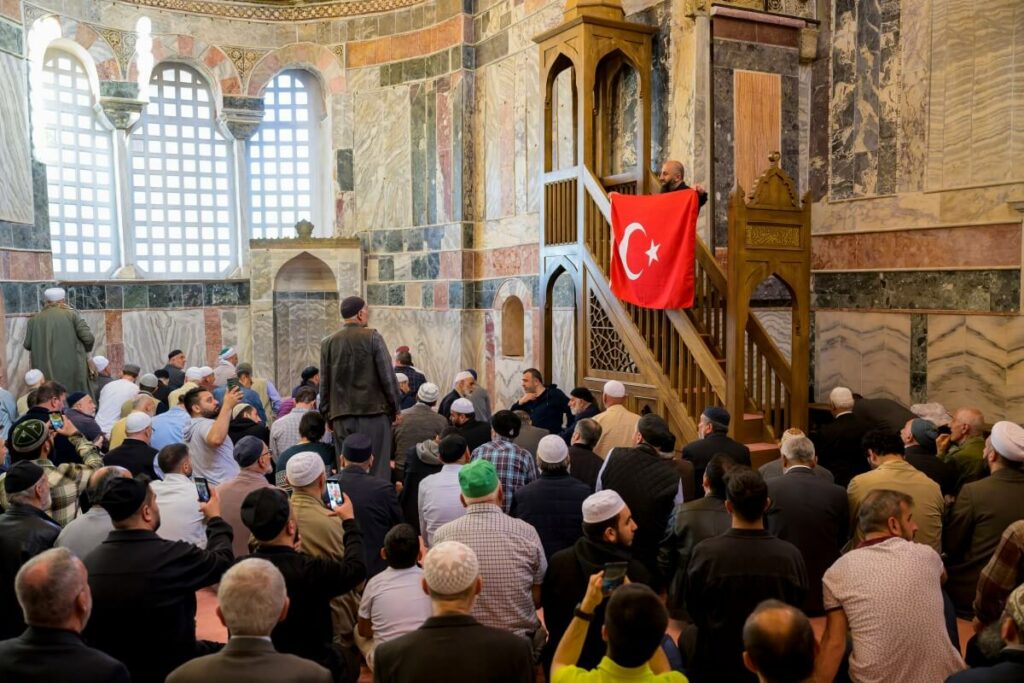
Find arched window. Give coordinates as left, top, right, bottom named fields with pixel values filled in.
left=40, top=49, right=117, bottom=278
left=248, top=70, right=320, bottom=239
left=130, top=63, right=235, bottom=276
left=501, top=296, right=525, bottom=357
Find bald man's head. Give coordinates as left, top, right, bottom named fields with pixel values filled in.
left=742, top=600, right=816, bottom=683
left=15, top=548, right=91, bottom=632
left=659, top=160, right=685, bottom=191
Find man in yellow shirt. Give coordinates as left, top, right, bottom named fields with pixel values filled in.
left=551, top=572, right=687, bottom=682
left=591, top=381, right=640, bottom=459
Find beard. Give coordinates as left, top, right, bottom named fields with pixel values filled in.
left=201, top=407, right=219, bottom=419
left=660, top=180, right=676, bottom=193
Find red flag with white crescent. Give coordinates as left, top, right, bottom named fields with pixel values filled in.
left=609, top=190, right=699, bottom=309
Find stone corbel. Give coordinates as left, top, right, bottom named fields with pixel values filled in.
left=98, top=81, right=146, bottom=130
left=684, top=0, right=711, bottom=18
left=799, top=26, right=819, bottom=63
left=221, top=95, right=266, bottom=141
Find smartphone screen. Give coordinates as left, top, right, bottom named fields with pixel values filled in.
left=602, top=561, right=629, bottom=595
left=194, top=477, right=210, bottom=503
left=48, top=412, right=64, bottom=430
left=326, top=481, right=343, bottom=510
left=226, top=378, right=241, bottom=391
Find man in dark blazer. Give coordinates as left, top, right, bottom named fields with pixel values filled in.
left=559, top=386, right=601, bottom=445
left=83, top=475, right=235, bottom=683
left=331, top=433, right=403, bottom=578
left=812, top=386, right=871, bottom=487
left=853, top=395, right=916, bottom=433
left=765, top=435, right=848, bottom=615
left=374, top=540, right=534, bottom=683
left=944, top=421, right=1024, bottom=618
left=393, top=382, right=448, bottom=478
left=102, top=412, right=158, bottom=479
left=567, top=418, right=604, bottom=491
left=0, top=547, right=129, bottom=683
left=166, top=558, right=331, bottom=683
left=682, top=406, right=751, bottom=498
left=900, top=418, right=957, bottom=496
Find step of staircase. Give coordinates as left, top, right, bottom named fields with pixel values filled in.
left=747, top=442, right=781, bottom=471
left=736, top=412, right=767, bottom=444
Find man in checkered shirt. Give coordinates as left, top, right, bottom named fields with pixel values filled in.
left=433, top=459, right=546, bottom=650
left=269, top=386, right=330, bottom=462
left=470, top=410, right=537, bottom=513
left=0, top=418, right=102, bottom=526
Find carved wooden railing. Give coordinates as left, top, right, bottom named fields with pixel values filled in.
left=543, top=167, right=578, bottom=245
left=745, top=318, right=790, bottom=439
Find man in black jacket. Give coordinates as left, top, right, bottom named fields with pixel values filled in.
left=83, top=475, right=235, bottom=682
left=541, top=490, right=647, bottom=676
left=0, top=461, right=60, bottom=640
left=0, top=547, right=129, bottom=682
left=765, top=436, right=848, bottom=615
left=450, top=398, right=491, bottom=452
left=681, top=406, right=751, bottom=498
left=511, top=368, right=571, bottom=434
left=245, top=487, right=366, bottom=682
left=686, top=468, right=807, bottom=683
left=102, top=412, right=158, bottom=479
left=658, top=453, right=735, bottom=620
left=511, top=435, right=591, bottom=560
left=598, top=414, right=683, bottom=586
left=320, top=296, right=401, bottom=481
left=567, top=418, right=603, bottom=491
left=900, top=418, right=957, bottom=496
left=374, top=540, right=534, bottom=683
left=10, top=381, right=79, bottom=466
left=330, top=433, right=402, bottom=578
left=812, top=386, right=871, bottom=487
left=227, top=404, right=271, bottom=446
left=559, top=387, right=601, bottom=445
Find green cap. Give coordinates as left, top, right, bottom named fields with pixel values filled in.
left=458, top=459, right=500, bottom=499
left=11, top=419, right=49, bottom=454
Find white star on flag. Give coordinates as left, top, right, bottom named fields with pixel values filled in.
left=645, top=240, right=660, bottom=266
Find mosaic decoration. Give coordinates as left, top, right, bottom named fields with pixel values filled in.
left=222, top=44, right=267, bottom=85
left=94, top=26, right=136, bottom=76
left=110, top=0, right=422, bottom=21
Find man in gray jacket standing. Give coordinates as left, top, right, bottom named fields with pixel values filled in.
left=320, top=296, right=401, bottom=481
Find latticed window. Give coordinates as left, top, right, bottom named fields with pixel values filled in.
left=129, top=63, right=235, bottom=276
left=40, top=50, right=117, bottom=278
left=247, top=70, right=319, bottom=239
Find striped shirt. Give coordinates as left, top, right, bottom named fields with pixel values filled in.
left=471, top=437, right=537, bottom=513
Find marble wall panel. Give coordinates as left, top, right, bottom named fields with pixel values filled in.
left=814, top=311, right=911, bottom=404
left=273, top=298, right=336, bottom=390
left=368, top=308, right=464, bottom=398
left=353, top=86, right=413, bottom=229
left=752, top=309, right=792, bottom=362
left=551, top=308, right=575, bottom=395
left=481, top=57, right=516, bottom=221
left=121, top=310, right=206, bottom=381
left=5, top=316, right=30, bottom=396
left=220, top=307, right=253, bottom=366
left=0, top=52, right=34, bottom=225
left=79, top=311, right=108, bottom=359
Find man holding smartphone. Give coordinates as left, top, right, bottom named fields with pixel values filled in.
left=183, top=386, right=243, bottom=487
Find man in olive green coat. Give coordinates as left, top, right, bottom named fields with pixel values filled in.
left=24, top=288, right=95, bottom=394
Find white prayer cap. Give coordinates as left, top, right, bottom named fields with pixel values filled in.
left=829, top=386, right=854, bottom=407
left=219, top=347, right=236, bottom=360
left=396, top=373, right=409, bottom=384
left=603, top=380, right=626, bottom=399
left=538, top=435, right=569, bottom=464
left=43, top=287, right=65, bottom=302
left=92, top=356, right=109, bottom=372
left=184, top=367, right=202, bottom=381
left=125, top=411, right=152, bottom=434
left=451, top=398, right=475, bottom=415
left=582, top=490, right=626, bottom=524
left=423, top=541, right=479, bottom=595
left=990, top=421, right=1024, bottom=462
left=199, top=366, right=214, bottom=378
left=286, top=452, right=325, bottom=488
left=417, top=382, right=440, bottom=403
left=24, top=369, right=43, bottom=386
left=453, top=370, right=473, bottom=388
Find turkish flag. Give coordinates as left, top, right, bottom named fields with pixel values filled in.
left=609, top=189, right=699, bottom=309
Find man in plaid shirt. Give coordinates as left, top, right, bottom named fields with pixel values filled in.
left=0, top=418, right=102, bottom=526
left=471, top=410, right=537, bottom=513
left=974, top=519, right=1024, bottom=628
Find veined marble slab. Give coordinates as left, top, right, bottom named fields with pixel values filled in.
left=0, top=53, right=34, bottom=225
left=815, top=311, right=910, bottom=404
left=353, top=86, right=412, bottom=229
left=122, top=309, right=206, bottom=378
left=5, top=317, right=31, bottom=397
left=369, top=308, right=463, bottom=398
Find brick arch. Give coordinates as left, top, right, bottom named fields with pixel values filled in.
left=246, top=42, right=345, bottom=97
left=129, top=35, right=242, bottom=100
left=36, top=15, right=121, bottom=80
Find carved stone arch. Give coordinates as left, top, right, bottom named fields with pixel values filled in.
left=30, top=15, right=121, bottom=80
left=130, top=35, right=242, bottom=107
left=246, top=43, right=346, bottom=101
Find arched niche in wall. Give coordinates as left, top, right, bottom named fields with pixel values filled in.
left=501, top=296, right=525, bottom=358
left=272, top=251, right=338, bottom=390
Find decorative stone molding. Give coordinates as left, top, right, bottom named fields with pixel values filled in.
left=221, top=95, right=265, bottom=141
left=108, top=0, right=422, bottom=22
left=222, top=44, right=268, bottom=87
left=798, top=26, right=817, bottom=62
left=99, top=80, right=146, bottom=129
left=93, top=25, right=136, bottom=77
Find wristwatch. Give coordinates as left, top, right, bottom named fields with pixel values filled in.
left=573, top=603, right=594, bottom=621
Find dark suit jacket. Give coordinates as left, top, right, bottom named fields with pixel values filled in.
left=332, top=465, right=402, bottom=578
left=944, top=468, right=1024, bottom=616
left=394, top=403, right=448, bottom=469
left=83, top=517, right=235, bottom=683
left=658, top=495, right=731, bottom=618
left=102, top=438, right=158, bottom=479
left=567, top=444, right=603, bottom=491
left=458, top=420, right=492, bottom=453
left=513, top=424, right=547, bottom=457
left=766, top=467, right=849, bottom=614
left=905, top=444, right=957, bottom=496
left=0, top=504, right=60, bottom=639
left=373, top=614, right=534, bottom=683
left=399, top=444, right=442, bottom=530
left=853, top=397, right=916, bottom=433
left=682, top=432, right=751, bottom=498
left=559, top=403, right=601, bottom=444
left=510, top=472, right=591, bottom=560
left=166, top=636, right=331, bottom=683
left=946, top=647, right=1024, bottom=683
left=0, top=626, right=129, bottom=683
left=812, top=412, right=871, bottom=488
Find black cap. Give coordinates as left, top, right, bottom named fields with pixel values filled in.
left=67, top=391, right=89, bottom=408
left=340, top=296, right=366, bottom=319
left=98, top=476, right=150, bottom=521
left=168, top=350, right=183, bottom=359
left=233, top=435, right=265, bottom=468
left=342, top=433, right=373, bottom=463
left=570, top=387, right=596, bottom=403
left=4, top=461, right=44, bottom=494
left=638, top=414, right=673, bottom=448
left=301, top=366, right=319, bottom=381
left=491, top=410, right=521, bottom=439
left=154, top=368, right=170, bottom=380
left=241, top=488, right=290, bottom=541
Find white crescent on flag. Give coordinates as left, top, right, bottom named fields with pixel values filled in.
left=618, top=222, right=647, bottom=281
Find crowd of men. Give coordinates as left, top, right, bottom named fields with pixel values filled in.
left=0, top=290, right=1023, bottom=682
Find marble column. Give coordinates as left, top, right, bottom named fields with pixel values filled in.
left=222, top=96, right=265, bottom=276
left=99, top=82, right=146, bottom=279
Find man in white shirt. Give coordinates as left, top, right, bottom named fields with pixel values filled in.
left=149, top=443, right=207, bottom=548
left=183, top=385, right=242, bottom=486
left=95, top=364, right=141, bottom=436
left=213, top=347, right=238, bottom=388
left=418, top=435, right=470, bottom=546
left=55, top=466, right=130, bottom=559
left=356, top=523, right=432, bottom=669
